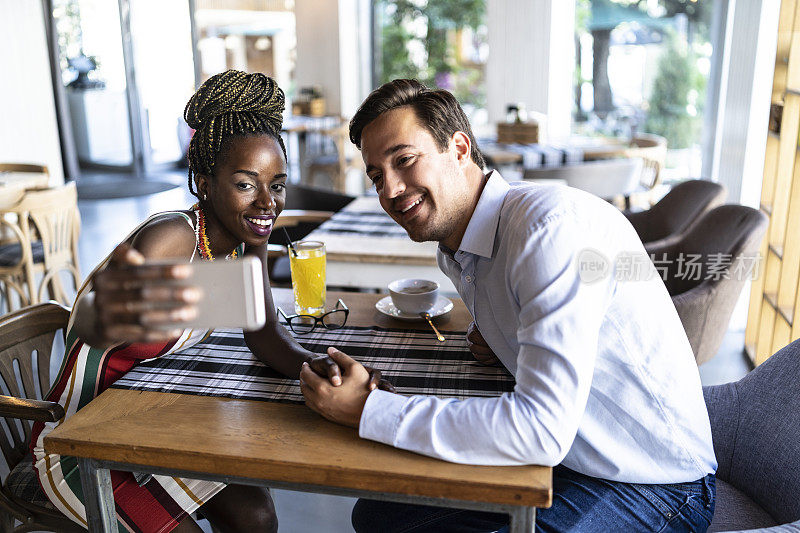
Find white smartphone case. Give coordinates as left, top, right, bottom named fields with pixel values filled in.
left=164, top=256, right=266, bottom=331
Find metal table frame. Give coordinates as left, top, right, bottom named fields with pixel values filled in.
left=78, top=458, right=536, bottom=533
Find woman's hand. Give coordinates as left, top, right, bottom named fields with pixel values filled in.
left=90, top=244, right=201, bottom=345
left=307, top=352, right=395, bottom=392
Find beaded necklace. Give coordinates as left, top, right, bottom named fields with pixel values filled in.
left=192, top=203, right=239, bottom=261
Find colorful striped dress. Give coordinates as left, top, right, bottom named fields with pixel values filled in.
left=30, top=210, right=244, bottom=533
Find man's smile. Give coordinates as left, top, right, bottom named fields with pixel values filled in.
left=395, top=193, right=427, bottom=222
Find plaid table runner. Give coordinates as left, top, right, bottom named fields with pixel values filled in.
left=113, top=325, right=515, bottom=403
left=313, top=209, right=408, bottom=238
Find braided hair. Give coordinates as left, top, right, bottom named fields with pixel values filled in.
left=184, top=69, right=286, bottom=198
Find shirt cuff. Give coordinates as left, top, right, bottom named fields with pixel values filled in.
left=358, top=389, right=408, bottom=446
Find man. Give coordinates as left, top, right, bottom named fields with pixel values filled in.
left=299, top=79, right=716, bottom=532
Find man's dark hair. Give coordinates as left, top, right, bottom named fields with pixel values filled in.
left=349, top=79, right=485, bottom=168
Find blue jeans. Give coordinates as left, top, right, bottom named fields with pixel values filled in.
left=351, top=465, right=715, bottom=533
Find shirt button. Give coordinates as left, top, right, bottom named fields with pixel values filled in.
left=465, top=275, right=473, bottom=283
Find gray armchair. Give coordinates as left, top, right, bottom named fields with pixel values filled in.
left=704, top=339, right=800, bottom=532
left=625, top=179, right=727, bottom=252
left=649, top=205, right=767, bottom=365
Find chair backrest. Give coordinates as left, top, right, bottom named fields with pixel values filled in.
left=0, top=164, right=49, bottom=175
left=703, top=338, right=800, bottom=524
left=650, top=205, right=767, bottom=364
left=13, top=182, right=81, bottom=303
left=626, top=133, right=667, bottom=189
left=0, top=163, right=50, bottom=191
left=0, top=302, right=70, bottom=469
left=625, top=179, right=727, bottom=249
left=523, top=158, right=644, bottom=199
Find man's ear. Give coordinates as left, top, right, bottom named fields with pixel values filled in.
left=451, top=131, right=472, bottom=166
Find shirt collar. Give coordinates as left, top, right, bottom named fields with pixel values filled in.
left=444, top=170, right=510, bottom=259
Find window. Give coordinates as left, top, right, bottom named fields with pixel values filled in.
left=574, top=0, right=716, bottom=181
left=372, top=0, right=489, bottom=126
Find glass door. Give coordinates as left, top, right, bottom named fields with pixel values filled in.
left=53, top=0, right=133, bottom=168
left=128, top=0, right=196, bottom=168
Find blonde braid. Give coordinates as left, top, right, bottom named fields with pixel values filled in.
left=184, top=69, right=286, bottom=198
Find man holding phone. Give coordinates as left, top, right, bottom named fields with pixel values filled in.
left=300, top=79, right=717, bottom=532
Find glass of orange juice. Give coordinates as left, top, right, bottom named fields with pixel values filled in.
left=289, top=241, right=326, bottom=316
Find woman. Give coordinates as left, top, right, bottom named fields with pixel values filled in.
left=30, top=70, right=371, bottom=533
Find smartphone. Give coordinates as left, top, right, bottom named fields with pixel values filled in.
left=157, top=256, right=266, bottom=331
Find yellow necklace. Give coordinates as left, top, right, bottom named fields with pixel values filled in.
left=193, top=204, right=239, bottom=261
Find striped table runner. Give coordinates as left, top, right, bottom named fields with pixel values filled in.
left=113, top=325, right=516, bottom=403
left=313, top=209, right=408, bottom=238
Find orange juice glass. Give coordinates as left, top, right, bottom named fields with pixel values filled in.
left=289, top=241, right=326, bottom=316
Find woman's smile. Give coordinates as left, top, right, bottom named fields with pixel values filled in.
left=245, top=214, right=275, bottom=236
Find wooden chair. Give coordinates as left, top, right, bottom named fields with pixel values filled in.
left=584, top=134, right=667, bottom=207
left=0, top=183, right=81, bottom=312
left=0, top=164, right=49, bottom=175
left=0, top=302, right=83, bottom=532
left=0, top=163, right=49, bottom=245
left=305, top=121, right=363, bottom=193
left=0, top=165, right=49, bottom=187
left=626, top=134, right=667, bottom=191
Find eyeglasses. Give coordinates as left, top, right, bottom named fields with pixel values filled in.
left=278, top=299, right=349, bottom=334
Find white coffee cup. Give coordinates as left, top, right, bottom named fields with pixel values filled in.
left=388, top=278, right=440, bottom=315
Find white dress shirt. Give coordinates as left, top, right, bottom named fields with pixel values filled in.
left=360, top=172, right=717, bottom=484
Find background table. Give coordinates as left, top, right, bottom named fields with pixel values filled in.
left=44, top=289, right=551, bottom=533
left=306, top=196, right=457, bottom=292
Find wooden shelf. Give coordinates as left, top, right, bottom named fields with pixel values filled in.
left=764, top=291, right=794, bottom=325
left=746, top=0, right=800, bottom=367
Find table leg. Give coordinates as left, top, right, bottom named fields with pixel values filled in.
left=78, top=458, right=119, bottom=533
left=509, top=506, right=536, bottom=533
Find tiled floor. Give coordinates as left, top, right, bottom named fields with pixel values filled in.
left=68, top=179, right=753, bottom=533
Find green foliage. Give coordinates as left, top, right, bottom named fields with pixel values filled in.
left=644, top=32, right=706, bottom=149
left=374, top=0, right=487, bottom=108
left=575, top=0, right=592, bottom=34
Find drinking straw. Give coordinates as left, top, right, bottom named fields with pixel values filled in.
left=282, top=227, right=298, bottom=257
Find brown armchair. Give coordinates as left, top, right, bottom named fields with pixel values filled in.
left=648, top=205, right=767, bottom=365
left=0, top=302, right=83, bottom=532
left=625, top=179, right=727, bottom=252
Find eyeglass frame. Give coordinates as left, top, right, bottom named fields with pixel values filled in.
left=278, top=299, right=349, bottom=334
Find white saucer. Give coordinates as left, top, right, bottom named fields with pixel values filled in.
left=375, top=295, right=454, bottom=321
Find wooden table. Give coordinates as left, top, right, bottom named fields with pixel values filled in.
left=481, top=137, right=631, bottom=168
left=305, top=196, right=457, bottom=292
left=44, top=289, right=551, bottom=533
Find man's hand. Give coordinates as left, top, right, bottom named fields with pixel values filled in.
left=300, top=347, right=374, bottom=428
left=467, top=322, right=500, bottom=366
